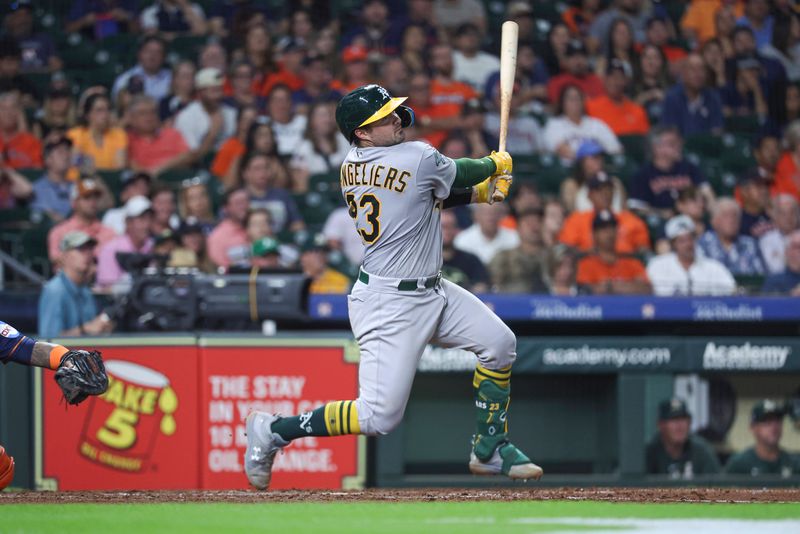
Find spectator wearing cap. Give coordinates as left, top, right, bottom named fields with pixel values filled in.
left=290, top=101, right=351, bottom=188
left=698, top=198, right=766, bottom=275
left=659, top=53, right=724, bottom=136
left=761, top=229, right=800, bottom=295
left=250, top=236, right=282, bottom=270
left=332, top=45, right=373, bottom=94
left=31, top=81, right=77, bottom=140
left=543, top=85, right=622, bottom=163
left=31, top=136, right=75, bottom=222
left=112, top=36, right=172, bottom=103
left=559, top=171, right=650, bottom=255
left=140, top=0, right=208, bottom=37
left=575, top=209, right=651, bottom=294
left=736, top=0, right=775, bottom=49
left=207, top=188, right=251, bottom=269
left=65, top=0, right=138, bottom=40
left=67, top=93, right=128, bottom=171
left=720, top=54, right=769, bottom=119
left=642, top=16, right=688, bottom=66
left=0, top=37, right=39, bottom=104
left=588, top=0, right=651, bottom=54
left=38, top=231, right=113, bottom=338
left=725, top=399, right=800, bottom=477
left=0, top=92, right=42, bottom=168
left=292, top=54, right=342, bottom=113
left=561, top=140, right=626, bottom=213
left=586, top=59, right=650, bottom=136
left=774, top=120, right=800, bottom=204
left=547, top=40, right=606, bottom=105
left=433, top=0, right=487, bottom=37
left=175, top=67, right=237, bottom=156
left=127, top=95, right=192, bottom=176
left=241, top=152, right=303, bottom=234
left=47, top=178, right=116, bottom=263
left=3, top=0, right=61, bottom=73
left=489, top=208, right=548, bottom=294
left=96, top=196, right=155, bottom=289
left=170, top=218, right=215, bottom=272
left=159, top=60, right=196, bottom=122
left=300, top=233, right=351, bottom=295
left=102, top=171, right=152, bottom=235
left=455, top=203, right=520, bottom=266
left=645, top=398, right=721, bottom=479
left=647, top=215, right=736, bottom=295
left=628, top=126, right=713, bottom=219
left=737, top=169, right=774, bottom=239
left=452, top=23, right=500, bottom=96
left=439, top=210, right=489, bottom=293
left=340, top=0, right=391, bottom=53
left=257, top=41, right=307, bottom=98
left=760, top=194, right=800, bottom=274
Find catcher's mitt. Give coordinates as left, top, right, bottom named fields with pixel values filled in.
left=0, top=446, right=14, bottom=491
left=54, top=350, right=109, bottom=405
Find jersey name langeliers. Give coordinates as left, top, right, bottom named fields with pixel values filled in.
left=340, top=141, right=456, bottom=278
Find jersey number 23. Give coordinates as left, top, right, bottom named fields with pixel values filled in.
left=346, top=193, right=381, bottom=244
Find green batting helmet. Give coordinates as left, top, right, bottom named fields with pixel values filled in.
left=335, top=84, right=415, bottom=143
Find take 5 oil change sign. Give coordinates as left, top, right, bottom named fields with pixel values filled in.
left=40, top=345, right=200, bottom=490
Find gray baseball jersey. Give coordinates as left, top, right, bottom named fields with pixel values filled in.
left=340, top=141, right=456, bottom=278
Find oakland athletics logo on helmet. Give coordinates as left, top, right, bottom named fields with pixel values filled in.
left=335, top=84, right=415, bottom=142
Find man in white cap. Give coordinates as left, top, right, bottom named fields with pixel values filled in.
left=646, top=215, right=736, bottom=296
left=174, top=67, right=236, bottom=158
left=96, top=196, right=155, bottom=289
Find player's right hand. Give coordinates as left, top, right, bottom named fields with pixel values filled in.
left=488, top=151, right=512, bottom=176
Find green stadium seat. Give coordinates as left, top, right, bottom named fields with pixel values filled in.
left=0, top=207, right=31, bottom=227
left=719, top=134, right=755, bottom=174
left=618, top=134, right=647, bottom=164
left=724, top=115, right=761, bottom=136
left=169, top=35, right=209, bottom=62
left=17, top=168, right=41, bottom=182
left=158, top=168, right=199, bottom=185
left=99, top=33, right=139, bottom=68
left=605, top=153, right=638, bottom=188
left=734, top=274, right=765, bottom=295
left=18, top=224, right=53, bottom=278
left=684, top=133, right=723, bottom=158
left=295, top=192, right=335, bottom=226
left=532, top=153, right=571, bottom=195
left=59, top=33, right=97, bottom=70
left=96, top=170, right=124, bottom=202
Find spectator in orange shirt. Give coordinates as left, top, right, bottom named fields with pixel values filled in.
left=210, top=106, right=259, bottom=188
left=774, top=120, right=800, bottom=203
left=258, top=41, right=306, bottom=98
left=682, top=0, right=744, bottom=46
left=586, top=59, right=650, bottom=136
left=0, top=92, right=42, bottom=169
left=406, top=72, right=465, bottom=149
left=560, top=171, right=651, bottom=255
left=429, top=43, right=478, bottom=121
left=547, top=40, right=605, bottom=104
left=127, top=95, right=192, bottom=177
left=576, top=209, right=652, bottom=294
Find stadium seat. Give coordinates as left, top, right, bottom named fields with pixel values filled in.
left=719, top=135, right=755, bottom=174
left=0, top=207, right=31, bottom=227
left=605, top=153, right=638, bottom=188
left=169, top=35, right=209, bottom=62
left=96, top=170, right=124, bottom=202
left=295, top=192, right=335, bottom=226
left=531, top=153, right=571, bottom=195
left=618, top=134, right=647, bottom=164
left=724, top=115, right=761, bottom=136
left=734, top=274, right=765, bottom=295
left=684, top=133, right=723, bottom=158
left=159, top=168, right=199, bottom=185
left=59, top=33, right=98, bottom=70
left=99, top=33, right=139, bottom=68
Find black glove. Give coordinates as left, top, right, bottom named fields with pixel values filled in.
left=54, top=350, right=109, bottom=405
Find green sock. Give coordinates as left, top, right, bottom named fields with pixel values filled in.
left=472, top=365, right=511, bottom=461
left=270, top=400, right=360, bottom=441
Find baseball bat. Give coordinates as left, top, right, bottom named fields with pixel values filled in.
left=493, top=20, right=518, bottom=202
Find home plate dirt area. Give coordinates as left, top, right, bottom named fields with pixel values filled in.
left=2, top=487, right=799, bottom=504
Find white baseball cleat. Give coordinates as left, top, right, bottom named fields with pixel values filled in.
left=469, top=441, right=544, bottom=480
left=244, top=411, right=288, bottom=490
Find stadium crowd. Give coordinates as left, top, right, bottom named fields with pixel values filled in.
left=2, top=0, right=800, bottom=315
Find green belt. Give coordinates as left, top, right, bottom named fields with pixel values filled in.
left=358, top=270, right=440, bottom=291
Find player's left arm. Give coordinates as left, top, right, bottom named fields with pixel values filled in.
left=443, top=152, right=513, bottom=208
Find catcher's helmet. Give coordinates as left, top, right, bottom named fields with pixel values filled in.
left=335, top=84, right=415, bottom=143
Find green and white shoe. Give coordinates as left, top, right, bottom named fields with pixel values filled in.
left=469, top=439, right=543, bottom=480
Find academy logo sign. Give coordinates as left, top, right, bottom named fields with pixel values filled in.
left=702, top=342, right=790, bottom=370
left=542, top=345, right=671, bottom=368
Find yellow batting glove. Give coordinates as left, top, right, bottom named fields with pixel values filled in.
left=488, top=150, right=512, bottom=176
left=491, top=174, right=512, bottom=203
left=473, top=177, right=492, bottom=203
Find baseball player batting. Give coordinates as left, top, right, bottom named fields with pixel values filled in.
left=244, top=84, right=542, bottom=490
left=0, top=320, right=109, bottom=490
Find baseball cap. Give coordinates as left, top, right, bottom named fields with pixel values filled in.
left=195, top=67, right=224, bottom=90
left=154, top=228, right=177, bottom=246
left=43, top=135, right=72, bottom=156
left=123, top=195, right=153, bottom=218
left=587, top=171, right=612, bottom=190
left=252, top=236, right=280, bottom=257
left=342, top=45, right=368, bottom=64
left=738, top=167, right=770, bottom=186
left=606, top=58, right=633, bottom=77
left=59, top=231, right=97, bottom=252
left=592, top=209, right=617, bottom=230
left=751, top=399, right=785, bottom=423
left=121, top=171, right=152, bottom=191
left=658, top=398, right=690, bottom=420
left=179, top=217, right=204, bottom=236
left=299, top=233, right=328, bottom=252
left=565, top=40, right=588, bottom=57
left=71, top=178, right=102, bottom=200
left=576, top=139, right=604, bottom=160
left=664, top=215, right=696, bottom=240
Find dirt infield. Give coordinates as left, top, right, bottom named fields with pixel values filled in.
left=1, top=487, right=799, bottom=504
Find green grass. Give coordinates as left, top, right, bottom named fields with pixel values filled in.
left=2, top=501, right=800, bottom=534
